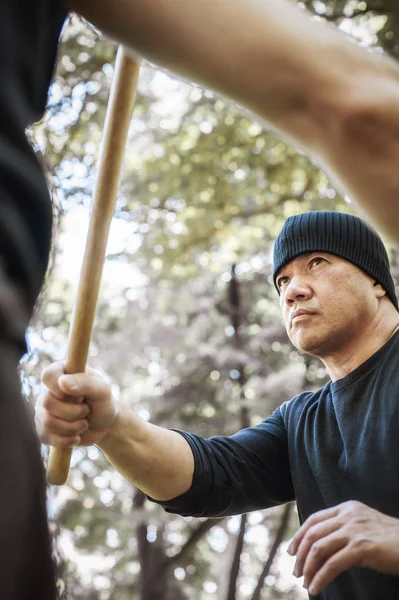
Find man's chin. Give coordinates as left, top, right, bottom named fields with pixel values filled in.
left=291, top=333, right=325, bottom=356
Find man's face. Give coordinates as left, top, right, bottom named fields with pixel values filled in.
left=276, top=252, right=384, bottom=356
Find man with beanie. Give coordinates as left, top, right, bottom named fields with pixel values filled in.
left=37, top=211, right=399, bottom=599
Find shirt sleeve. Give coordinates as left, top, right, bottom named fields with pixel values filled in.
left=148, top=408, right=295, bottom=518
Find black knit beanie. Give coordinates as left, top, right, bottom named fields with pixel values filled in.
left=273, top=211, right=398, bottom=311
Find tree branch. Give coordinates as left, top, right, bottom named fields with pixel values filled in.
left=165, top=517, right=224, bottom=568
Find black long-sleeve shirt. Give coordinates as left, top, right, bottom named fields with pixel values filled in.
left=0, top=4, right=68, bottom=598
left=154, top=331, right=399, bottom=600
left=0, top=1, right=67, bottom=308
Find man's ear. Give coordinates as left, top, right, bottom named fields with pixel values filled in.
left=373, top=281, right=387, bottom=298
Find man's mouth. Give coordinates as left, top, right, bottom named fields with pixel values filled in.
left=292, top=309, right=316, bottom=323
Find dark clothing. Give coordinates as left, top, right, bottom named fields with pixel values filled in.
left=0, top=1, right=68, bottom=598
left=0, top=269, right=57, bottom=599
left=0, top=1, right=68, bottom=307
left=157, top=331, right=399, bottom=599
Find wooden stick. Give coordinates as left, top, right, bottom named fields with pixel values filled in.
left=46, top=48, right=141, bottom=485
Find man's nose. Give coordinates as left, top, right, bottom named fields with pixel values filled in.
left=284, top=277, right=312, bottom=305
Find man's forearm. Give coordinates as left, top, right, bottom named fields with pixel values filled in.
left=97, top=404, right=195, bottom=501
left=68, top=0, right=399, bottom=242
left=67, top=0, right=360, bottom=142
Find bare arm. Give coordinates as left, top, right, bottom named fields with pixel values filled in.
left=36, top=363, right=194, bottom=500
left=36, top=365, right=294, bottom=514
left=65, top=0, right=399, bottom=243
left=66, top=0, right=354, bottom=146
left=97, top=403, right=194, bottom=500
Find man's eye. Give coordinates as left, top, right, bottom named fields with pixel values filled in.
left=310, top=257, right=324, bottom=268
left=278, top=277, right=289, bottom=290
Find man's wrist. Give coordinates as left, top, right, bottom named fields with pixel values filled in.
left=97, top=402, right=148, bottom=453
left=97, top=401, right=124, bottom=451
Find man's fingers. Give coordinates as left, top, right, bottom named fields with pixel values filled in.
left=42, top=363, right=109, bottom=401
left=40, top=411, right=89, bottom=438
left=288, top=506, right=340, bottom=555
left=302, top=531, right=347, bottom=588
left=308, top=546, right=358, bottom=596
left=41, top=361, right=66, bottom=397
left=41, top=432, right=82, bottom=449
left=38, top=363, right=114, bottom=448
left=58, top=372, right=109, bottom=402
left=294, top=516, right=343, bottom=577
left=41, top=393, right=90, bottom=422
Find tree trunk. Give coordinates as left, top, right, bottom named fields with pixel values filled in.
left=223, top=266, right=251, bottom=600
left=251, top=504, right=293, bottom=600
left=225, top=514, right=247, bottom=600
left=134, top=489, right=172, bottom=600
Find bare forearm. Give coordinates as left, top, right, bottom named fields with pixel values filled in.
left=318, top=86, right=399, bottom=244
left=97, top=404, right=194, bottom=500
left=68, top=0, right=399, bottom=241
left=67, top=0, right=361, bottom=143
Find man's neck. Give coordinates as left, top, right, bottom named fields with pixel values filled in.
left=321, top=318, right=399, bottom=382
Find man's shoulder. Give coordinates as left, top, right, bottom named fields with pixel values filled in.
left=279, top=384, right=328, bottom=421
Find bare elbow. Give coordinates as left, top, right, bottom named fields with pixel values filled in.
left=331, top=69, right=399, bottom=159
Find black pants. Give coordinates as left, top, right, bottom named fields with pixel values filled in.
left=0, top=269, right=56, bottom=598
